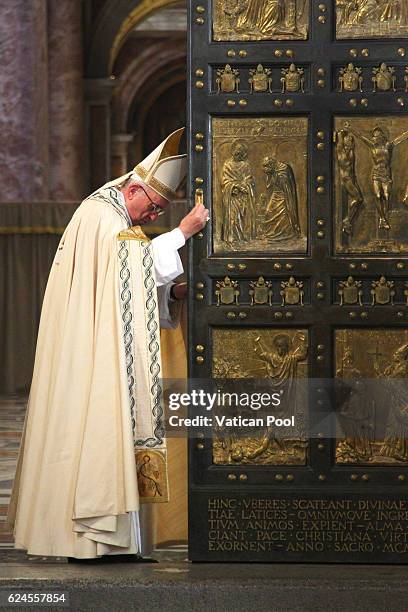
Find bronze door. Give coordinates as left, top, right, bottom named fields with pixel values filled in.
left=188, top=0, right=408, bottom=562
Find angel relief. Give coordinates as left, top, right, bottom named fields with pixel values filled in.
left=261, top=157, right=301, bottom=242
left=213, top=117, right=308, bottom=254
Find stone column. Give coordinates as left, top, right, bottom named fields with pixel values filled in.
left=85, top=79, right=116, bottom=192
left=48, top=0, right=86, bottom=200
left=0, top=0, right=49, bottom=201
left=111, top=134, right=134, bottom=178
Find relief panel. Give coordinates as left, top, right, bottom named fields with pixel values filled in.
left=335, top=329, right=408, bottom=465
left=213, top=276, right=310, bottom=306
left=212, top=117, right=308, bottom=254
left=335, top=63, right=408, bottom=95
left=334, top=116, right=408, bottom=254
left=213, top=0, right=309, bottom=42
left=212, top=328, right=308, bottom=466
left=213, top=63, right=308, bottom=95
left=336, top=0, right=408, bottom=40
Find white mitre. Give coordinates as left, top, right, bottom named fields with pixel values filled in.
left=106, top=128, right=187, bottom=202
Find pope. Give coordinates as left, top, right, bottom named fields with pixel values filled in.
left=8, top=128, right=208, bottom=561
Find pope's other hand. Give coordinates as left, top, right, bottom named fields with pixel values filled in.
left=172, top=282, right=187, bottom=300
left=178, top=203, right=209, bottom=239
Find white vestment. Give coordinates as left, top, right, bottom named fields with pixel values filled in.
left=8, top=186, right=184, bottom=558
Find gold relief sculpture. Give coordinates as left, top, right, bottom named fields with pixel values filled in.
left=404, top=282, right=408, bottom=305
left=338, top=63, right=363, bottom=93
left=213, top=0, right=309, bottom=42
left=336, top=0, right=408, bottom=40
left=335, top=130, right=364, bottom=236
left=249, top=276, right=273, bottom=305
left=336, top=348, right=372, bottom=463
left=281, top=63, right=305, bottom=93
left=372, top=63, right=396, bottom=92
left=261, top=157, right=301, bottom=242
left=215, top=276, right=240, bottom=305
left=280, top=277, right=304, bottom=306
left=338, top=276, right=363, bottom=306
left=335, top=329, right=408, bottom=465
left=218, top=140, right=257, bottom=245
left=212, top=328, right=308, bottom=465
left=249, top=64, right=272, bottom=93
left=213, top=117, right=308, bottom=254
left=216, top=64, right=240, bottom=93
left=371, top=276, right=395, bottom=305
left=334, top=116, right=408, bottom=254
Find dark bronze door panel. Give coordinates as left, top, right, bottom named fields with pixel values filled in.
left=188, top=0, right=408, bottom=562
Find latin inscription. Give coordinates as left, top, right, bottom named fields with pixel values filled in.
left=207, top=497, right=408, bottom=554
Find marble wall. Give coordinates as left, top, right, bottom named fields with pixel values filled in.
left=48, top=0, right=86, bottom=200
left=0, top=0, right=86, bottom=202
left=0, top=0, right=49, bottom=201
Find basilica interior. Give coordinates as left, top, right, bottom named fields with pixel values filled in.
left=0, top=0, right=188, bottom=554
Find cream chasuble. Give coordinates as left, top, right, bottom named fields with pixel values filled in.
left=8, top=186, right=183, bottom=558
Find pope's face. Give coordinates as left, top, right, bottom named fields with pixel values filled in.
left=122, top=182, right=168, bottom=225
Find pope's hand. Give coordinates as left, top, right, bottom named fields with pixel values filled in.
left=178, top=203, right=210, bottom=239
left=172, top=282, right=187, bottom=300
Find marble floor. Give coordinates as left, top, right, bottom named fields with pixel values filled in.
left=0, top=397, right=26, bottom=548
left=0, top=550, right=407, bottom=612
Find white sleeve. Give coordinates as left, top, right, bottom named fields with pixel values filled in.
left=152, top=228, right=185, bottom=287
left=157, top=283, right=182, bottom=329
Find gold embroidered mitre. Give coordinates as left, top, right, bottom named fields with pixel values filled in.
left=106, top=128, right=187, bottom=201
left=135, top=128, right=187, bottom=201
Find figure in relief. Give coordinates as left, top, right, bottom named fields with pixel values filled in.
left=220, top=141, right=256, bottom=244
left=236, top=0, right=303, bottom=37
left=260, top=156, right=301, bottom=241
left=237, top=0, right=284, bottom=35
left=212, top=329, right=308, bottom=465
left=220, top=0, right=248, bottom=30
left=253, top=332, right=307, bottom=417
left=215, top=0, right=309, bottom=41
left=253, top=333, right=307, bottom=377
left=379, top=0, right=405, bottom=22
left=353, top=0, right=378, bottom=23
left=336, top=0, right=408, bottom=26
left=251, top=332, right=308, bottom=452
left=343, top=123, right=408, bottom=230
left=336, top=349, right=372, bottom=463
left=376, top=342, right=408, bottom=461
left=336, top=130, right=364, bottom=235
left=336, top=0, right=358, bottom=25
